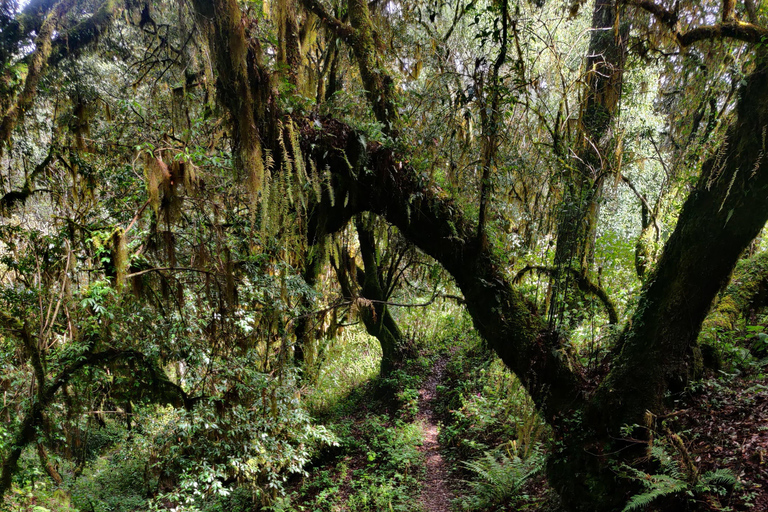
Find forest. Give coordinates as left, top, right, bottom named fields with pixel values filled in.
left=1, top=0, right=768, bottom=510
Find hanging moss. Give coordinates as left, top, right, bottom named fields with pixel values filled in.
left=111, top=228, right=128, bottom=290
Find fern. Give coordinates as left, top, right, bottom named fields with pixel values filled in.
left=287, top=119, right=308, bottom=187
left=648, top=444, right=682, bottom=480
left=700, top=468, right=737, bottom=487
left=260, top=168, right=274, bottom=237
left=323, top=164, right=335, bottom=207
left=621, top=444, right=738, bottom=511
left=309, top=160, right=323, bottom=202
left=622, top=473, right=688, bottom=512
left=460, top=448, right=543, bottom=511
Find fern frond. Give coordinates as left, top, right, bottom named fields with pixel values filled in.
left=260, top=170, right=273, bottom=238
left=461, top=449, right=543, bottom=510
left=323, top=165, right=335, bottom=207
left=701, top=468, right=737, bottom=487
left=309, top=160, right=322, bottom=202
left=622, top=473, right=688, bottom=511
left=623, top=486, right=673, bottom=512
left=288, top=119, right=308, bottom=186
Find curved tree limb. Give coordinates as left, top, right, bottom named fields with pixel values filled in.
left=626, top=0, right=768, bottom=46
left=620, top=174, right=661, bottom=279
left=514, top=265, right=619, bottom=325
left=0, top=346, right=197, bottom=498
left=1, top=0, right=123, bottom=156
left=0, top=0, right=58, bottom=67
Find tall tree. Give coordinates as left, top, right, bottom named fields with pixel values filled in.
left=1, top=0, right=768, bottom=509
left=549, top=0, right=628, bottom=325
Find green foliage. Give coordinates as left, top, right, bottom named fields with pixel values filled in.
left=621, top=444, right=738, bottom=511
left=2, top=0, right=767, bottom=510
left=297, top=412, right=423, bottom=511
left=458, top=447, right=544, bottom=511
left=346, top=472, right=422, bottom=512
left=294, top=329, right=431, bottom=511
left=396, top=387, right=420, bottom=421
left=437, top=334, right=547, bottom=461
left=144, top=369, right=337, bottom=508
left=304, top=327, right=382, bottom=412
left=3, top=483, right=75, bottom=512
left=704, top=322, right=768, bottom=374
left=71, top=452, right=151, bottom=512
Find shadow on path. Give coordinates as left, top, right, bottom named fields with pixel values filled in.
left=417, top=356, right=453, bottom=511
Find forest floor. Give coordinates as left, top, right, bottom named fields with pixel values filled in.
left=295, top=343, right=768, bottom=512
left=416, top=356, right=454, bottom=511
left=672, top=373, right=768, bottom=511
left=293, top=350, right=461, bottom=511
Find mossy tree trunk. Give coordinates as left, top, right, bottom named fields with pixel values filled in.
left=354, top=217, right=405, bottom=375
left=332, top=217, right=406, bottom=375
left=550, top=0, right=627, bottom=323
left=190, top=0, right=768, bottom=507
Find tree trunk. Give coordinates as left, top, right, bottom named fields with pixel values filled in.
left=332, top=218, right=406, bottom=375
left=355, top=217, right=405, bottom=375
left=551, top=0, right=627, bottom=324
left=37, top=442, right=63, bottom=486
left=549, top=58, right=768, bottom=511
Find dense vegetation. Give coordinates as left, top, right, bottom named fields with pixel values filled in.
left=1, top=0, right=768, bottom=510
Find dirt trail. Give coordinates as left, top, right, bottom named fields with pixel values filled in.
left=417, top=357, right=453, bottom=511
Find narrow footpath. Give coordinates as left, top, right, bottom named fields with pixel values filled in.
left=417, top=357, right=453, bottom=511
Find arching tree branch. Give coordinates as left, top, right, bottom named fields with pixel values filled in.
left=0, top=346, right=198, bottom=498
left=627, top=0, right=768, bottom=46
left=514, top=265, right=619, bottom=325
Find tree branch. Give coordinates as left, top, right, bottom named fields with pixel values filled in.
left=678, top=22, right=768, bottom=46
left=48, top=0, right=123, bottom=65
left=0, top=148, right=55, bottom=215
left=300, top=0, right=356, bottom=41
left=514, top=265, right=619, bottom=325
left=627, top=0, right=768, bottom=46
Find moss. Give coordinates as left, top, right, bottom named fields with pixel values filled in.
left=700, top=251, right=768, bottom=344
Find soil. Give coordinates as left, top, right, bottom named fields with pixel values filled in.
left=671, top=375, right=768, bottom=511
left=417, top=356, right=455, bottom=512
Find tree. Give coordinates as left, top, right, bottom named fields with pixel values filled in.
left=1, top=0, right=768, bottom=509
left=331, top=216, right=414, bottom=374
